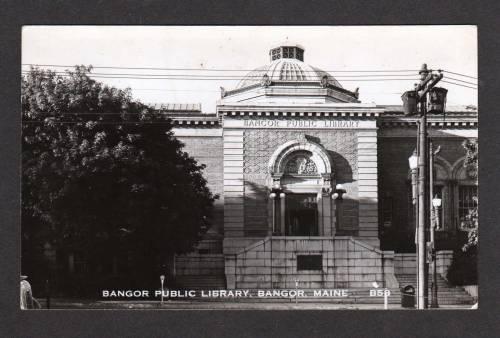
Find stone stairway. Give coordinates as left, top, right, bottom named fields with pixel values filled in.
left=396, top=274, right=475, bottom=305
left=174, top=275, right=226, bottom=290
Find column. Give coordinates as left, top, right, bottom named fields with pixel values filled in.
left=317, top=192, right=323, bottom=235
left=280, top=193, right=286, bottom=235
left=321, top=192, right=332, bottom=236
left=267, top=194, right=274, bottom=235
left=269, top=193, right=276, bottom=234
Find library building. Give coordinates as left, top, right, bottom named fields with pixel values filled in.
left=161, top=44, right=477, bottom=293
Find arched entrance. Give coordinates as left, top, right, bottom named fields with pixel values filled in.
left=267, top=140, right=335, bottom=236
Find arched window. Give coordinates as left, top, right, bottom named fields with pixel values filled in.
left=453, top=160, right=478, bottom=229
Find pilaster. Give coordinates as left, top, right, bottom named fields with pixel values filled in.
left=224, top=129, right=245, bottom=237
left=357, top=130, right=379, bottom=244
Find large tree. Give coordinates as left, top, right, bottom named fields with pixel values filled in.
left=22, top=66, right=215, bottom=293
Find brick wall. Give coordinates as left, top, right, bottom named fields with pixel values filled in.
left=177, top=135, right=224, bottom=237
left=378, top=132, right=474, bottom=251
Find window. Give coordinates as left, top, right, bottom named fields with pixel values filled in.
left=283, top=47, right=295, bottom=58
left=271, top=48, right=281, bottom=61
left=296, top=49, right=304, bottom=61
left=458, top=185, right=478, bottom=225
left=297, top=255, right=322, bottom=271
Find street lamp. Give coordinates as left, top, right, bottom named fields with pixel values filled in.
left=432, top=195, right=442, bottom=228
left=269, top=184, right=284, bottom=235
left=408, top=151, right=418, bottom=170
left=430, top=194, right=442, bottom=308
left=332, top=184, right=347, bottom=200
left=332, top=184, right=347, bottom=231
left=408, top=150, right=418, bottom=206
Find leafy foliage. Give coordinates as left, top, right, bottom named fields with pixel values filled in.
left=460, top=139, right=478, bottom=252
left=447, top=233, right=478, bottom=285
left=447, top=139, right=478, bottom=286
left=22, top=66, right=215, bottom=293
left=463, top=139, right=478, bottom=179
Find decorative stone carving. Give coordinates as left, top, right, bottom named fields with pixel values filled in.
left=284, top=154, right=318, bottom=174
left=261, top=74, right=271, bottom=87
left=243, top=130, right=357, bottom=177
left=320, top=75, right=329, bottom=88
left=321, top=173, right=333, bottom=196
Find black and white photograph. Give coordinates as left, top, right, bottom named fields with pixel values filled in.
left=20, top=25, right=478, bottom=310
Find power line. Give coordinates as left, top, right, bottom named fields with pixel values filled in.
left=22, top=120, right=176, bottom=125
left=22, top=72, right=421, bottom=82
left=22, top=63, right=420, bottom=73
left=132, top=88, right=219, bottom=92
left=443, top=70, right=478, bottom=80
left=441, top=80, right=478, bottom=90
left=21, top=70, right=418, bottom=79
left=445, top=76, right=477, bottom=86
left=23, top=112, right=180, bottom=115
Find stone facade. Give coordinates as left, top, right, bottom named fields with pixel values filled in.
left=226, top=237, right=397, bottom=289
left=168, top=44, right=477, bottom=290
left=242, top=129, right=359, bottom=237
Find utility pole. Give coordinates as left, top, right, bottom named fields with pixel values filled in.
left=414, top=64, right=443, bottom=309
left=403, top=64, right=446, bottom=309
left=417, top=77, right=429, bottom=309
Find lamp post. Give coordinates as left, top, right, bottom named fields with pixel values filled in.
left=270, top=183, right=284, bottom=235
left=429, top=141, right=441, bottom=308
left=430, top=194, right=442, bottom=308
left=408, top=150, right=419, bottom=306
left=160, top=275, right=165, bottom=305
left=332, top=184, right=347, bottom=231
left=409, top=150, right=418, bottom=206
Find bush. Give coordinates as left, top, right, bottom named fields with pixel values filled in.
left=446, top=235, right=478, bottom=285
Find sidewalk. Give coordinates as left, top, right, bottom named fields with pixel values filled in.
left=35, top=299, right=475, bottom=310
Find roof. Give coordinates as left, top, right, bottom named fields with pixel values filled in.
left=149, top=103, right=202, bottom=112
left=378, top=104, right=478, bottom=116
left=235, top=58, right=343, bottom=90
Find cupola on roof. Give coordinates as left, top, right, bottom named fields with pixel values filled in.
left=235, top=44, right=343, bottom=90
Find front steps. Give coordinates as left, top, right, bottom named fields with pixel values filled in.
left=396, top=274, right=475, bottom=305
left=174, top=275, right=226, bottom=290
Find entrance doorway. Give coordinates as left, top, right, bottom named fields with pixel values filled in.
left=286, top=194, right=318, bottom=236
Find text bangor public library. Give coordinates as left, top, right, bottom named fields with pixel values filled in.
left=101, top=289, right=391, bottom=299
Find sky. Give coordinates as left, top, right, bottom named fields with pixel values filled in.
left=22, top=26, right=477, bottom=113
